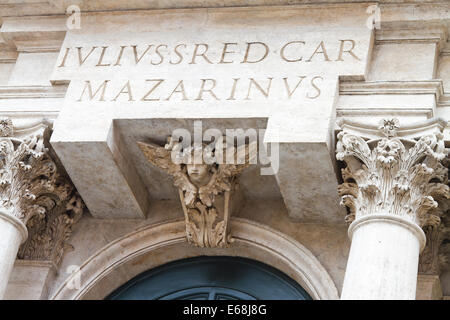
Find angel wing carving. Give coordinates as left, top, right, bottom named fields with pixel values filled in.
left=138, top=136, right=256, bottom=248
left=137, top=141, right=198, bottom=206
left=198, top=140, right=257, bottom=207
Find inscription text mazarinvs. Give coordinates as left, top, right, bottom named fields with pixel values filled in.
left=57, top=40, right=360, bottom=102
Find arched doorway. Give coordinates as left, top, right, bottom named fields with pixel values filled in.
left=107, top=256, right=311, bottom=300
left=52, top=219, right=338, bottom=300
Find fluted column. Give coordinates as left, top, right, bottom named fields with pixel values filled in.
left=337, top=119, right=449, bottom=300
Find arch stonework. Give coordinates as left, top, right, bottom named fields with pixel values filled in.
left=51, top=218, right=339, bottom=300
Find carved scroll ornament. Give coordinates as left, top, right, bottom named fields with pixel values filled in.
left=418, top=161, right=450, bottom=275
left=0, top=118, right=84, bottom=265
left=336, top=119, right=449, bottom=228
left=138, top=136, right=255, bottom=248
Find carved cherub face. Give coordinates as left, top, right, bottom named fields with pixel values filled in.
left=186, top=163, right=210, bottom=186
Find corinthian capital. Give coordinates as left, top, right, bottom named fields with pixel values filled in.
left=336, top=118, right=449, bottom=228
left=0, top=118, right=84, bottom=264
left=0, top=127, right=58, bottom=224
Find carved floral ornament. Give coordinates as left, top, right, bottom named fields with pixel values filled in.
left=336, top=118, right=449, bottom=228
left=138, top=136, right=256, bottom=248
left=0, top=118, right=84, bottom=265
left=418, top=161, right=450, bottom=275
left=0, top=118, right=13, bottom=137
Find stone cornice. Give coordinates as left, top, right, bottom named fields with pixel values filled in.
left=442, top=43, right=450, bottom=57
left=0, top=1, right=448, bottom=19
left=438, top=95, right=450, bottom=108
left=0, top=1, right=448, bottom=18
left=337, top=117, right=447, bottom=140
left=1, top=2, right=447, bottom=64
left=0, top=85, right=67, bottom=100
left=339, top=80, right=450, bottom=109
left=375, top=24, right=448, bottom=52
left=14, top=40, right=62, bottom=53
left=340, top=80, right=444, bottom=96
left=0, top=48, right=17, bottom=63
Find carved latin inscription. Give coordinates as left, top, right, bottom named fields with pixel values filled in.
left=75, top=77, right=323, bottom=102
left=57, top=40, right=360, bottom=68
left=56, top=40, right=361, bottom=103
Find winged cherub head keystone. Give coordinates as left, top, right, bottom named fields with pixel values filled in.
left=138, top=135, right=256, bottom=247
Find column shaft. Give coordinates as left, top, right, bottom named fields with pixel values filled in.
left=336, top=118, right=448, bottom=300
left=341, top=215, right=425, bottom=299
left=0, top=211, right=27, bottom=298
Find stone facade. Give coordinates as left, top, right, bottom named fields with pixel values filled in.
left=0, top=0, right=449, bottom=300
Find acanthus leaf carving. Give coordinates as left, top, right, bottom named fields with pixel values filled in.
left=0, top=118, right=14, bottom=137
left=18, top=192, right=84, bottom=266
left=0, top=132, right=56, bottom=224
left=138, top=136, right=255, bottom=248
left=336, top=118, right=449, bottom=228
left=419, top=157, right=450, bottom=276
left=0, top=118, right=85, bottom=266
left=419, top=221, right=443, bottom=275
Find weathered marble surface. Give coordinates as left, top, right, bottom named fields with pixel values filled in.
left=416, top=275, right=443, bottom=300
left=4, top=260, right=55, bottom=300
left=47, top=199, right=348, bottom=299
left=49, top=4, right=372, bottom=222
left=1, top=0, right=450, bottom=300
